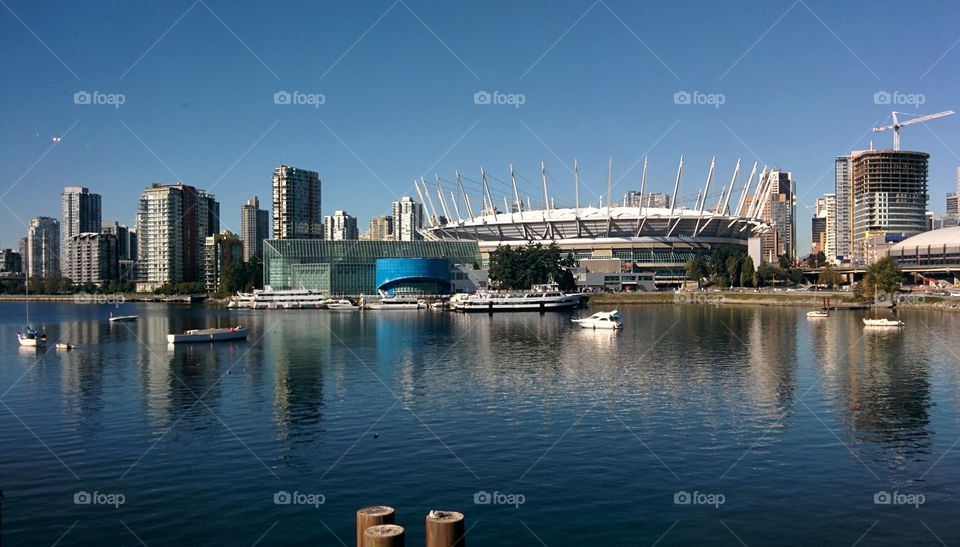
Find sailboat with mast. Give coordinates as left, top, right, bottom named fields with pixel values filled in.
left=17, top=279, right=46, bottom=347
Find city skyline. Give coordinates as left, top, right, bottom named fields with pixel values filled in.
left=3, top=1, right=960, bottom=254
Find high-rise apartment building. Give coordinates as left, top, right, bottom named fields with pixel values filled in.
left=272, top=165, right=321, bottom=239
left=812, top=196, right=829, bottom=256
left=101, top=221, right=137, bottom=261
left=623, top=191, right=671, bottom=208
left=822, top=193, right=837, bottom=262
left=391, top=197, right=423, bottom=241
left=757, top=170, right=796, bottom=260
left=204, top=231, right=243, bottom=293
left=64, top=232, right=119, bottom=285
left=61, top=186, right=102, bottom=279
left=323, top=210, right=358, bottom=241
left=368, top=215, right=393, bottom=241
left=136, top=183, right=220, bottom=289
left=240, top=196, right=270, bottom=261
left=834, top=155, right=852, bottom=262
left=1, top=249, right=22, bottom=274
left=851, top=150, right=929, bottom=263
left=27, top=216, right=60, bottom=278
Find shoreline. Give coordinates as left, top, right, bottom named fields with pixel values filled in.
left=587, top=291, right=960, bottom=311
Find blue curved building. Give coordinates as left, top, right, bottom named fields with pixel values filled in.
left=375, top=258, right=450, bottom=295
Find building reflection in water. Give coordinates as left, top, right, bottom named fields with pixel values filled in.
left=835, top=319, right=932, bottom=469
left=267, top=312, right=330, bottom=443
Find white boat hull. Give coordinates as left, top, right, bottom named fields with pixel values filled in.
left=167, top=327, right=249, bottom=344
left=109, top=315, right=138, bottom=322
left=863, top=318, right=904, bottom=327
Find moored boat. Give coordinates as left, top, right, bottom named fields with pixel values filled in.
left=365, top=296, right=425, bottom=310
left=167, top=326, right=249, bottom=344
left=572, top=310, right=623, bottom=329
left=17, top=327, right=46, bottom=347
left=458, top=290, right=582, bottom=312
left=55, top=342, right=73, bottom=350
left=109, top=312, right=138, bottom=322
left=326, top=298, right=359, bottom=310
left=806, top=310, right=829, bottom=318
left=863, top=318, right=904, bottom=327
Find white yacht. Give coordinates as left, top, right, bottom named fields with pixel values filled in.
left=167, top=326, right=249, bottom=343
left=458, top=290, right=582, bottom=312
left=572, top=310, right=622, bottom=329
left=326, top=298, right=359, bottom=310
left=863, top=318, right=904, bottom=327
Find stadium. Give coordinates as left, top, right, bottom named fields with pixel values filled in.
left=420, top=158, right=771, bottom=290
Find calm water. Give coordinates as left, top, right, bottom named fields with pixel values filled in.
left=1, top=302, right=959, bottom=546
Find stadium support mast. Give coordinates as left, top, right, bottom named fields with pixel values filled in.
left=414, top=180, right=430, bottom=226
left=510, top=164, right=522, bottom=213
left=481, top=167, right=498, bottom=221
left=639, top=156, right=648, bottom=214
left=450, top=191, right=462, bottom=221
left=421, top=177, right=439, bottom=226
left=699, top=158, right=739, bottom=236
left=456, top=170, right=475, bottom=219
left=574, top=160, right=580, bottom=216
left=541, top=161, right=550, bottom=213
left=435, top=175, right=451, bottom=222
left=666, top=156, right=684, bottom=237
left=694, top=156, right=715, bottom=234
left=606, top=158, right=613, bottom=217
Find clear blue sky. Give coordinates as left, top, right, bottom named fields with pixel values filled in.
left=2, top=0, right=959, bottom=254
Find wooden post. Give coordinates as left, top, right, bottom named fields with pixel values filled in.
left=357, top=506, right=395, bottom=547
left=426, top=510, right=465, bottom=547
left=363, top=524, right=405, bottom=547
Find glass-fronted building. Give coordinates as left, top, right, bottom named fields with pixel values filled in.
left=375, top=258, right=450, bottom=295
left=263, top=240, right=479, bottom=295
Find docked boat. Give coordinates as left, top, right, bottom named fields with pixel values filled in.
left=806, top=310, right=829, bottom=318
left=863, top=318, right=904, bottom=327
left=326, top=298, right=359, bottom=310
left=109, top=312, right=138, bottom=322
left=167, top=326, right=249, bottom=344
left=365, top=296, right=426, bottom=310
left=572, top=310, right=622, bottom=329
left=17, top=326, right=46, bottom=347
left=458, top=290, right=582, bottom=312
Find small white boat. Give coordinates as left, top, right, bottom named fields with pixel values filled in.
left=17, top=327, right=47, bottom=347
left=167, top=326, right=249, bottom=344
left=326, top=299, right=358, bottom=310
left=806, top=310, right=829, bottom=318
left=56, top=342, right=73, bottom=350
left=572, top=310, right=623, bottom=329
left=863, top=318, right=904, bottom=327
left=109, top=312, right=138, bottom=322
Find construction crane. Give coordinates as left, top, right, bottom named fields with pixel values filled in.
left=873, top=110, right=954, bottom=151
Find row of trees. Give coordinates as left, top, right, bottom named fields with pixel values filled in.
left=684, top=250, right=811, bottom=288
left=0, top=277, right=137, bottom=295
left=488, top=243, right=577, bottom=291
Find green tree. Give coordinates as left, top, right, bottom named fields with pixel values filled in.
left=818, top=264, right=842, bottom=289
left=725, top=255, right=741, bottom=288
left=685, top=253, right=708, bottom=288
left=488, top=243, right=577, bottom=291
left=740, top=255, right=756, bottom=287
left=863, top=257, right=903, bottom=299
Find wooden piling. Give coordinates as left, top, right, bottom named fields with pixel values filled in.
left=363, top=524, right=405, bottom=547
left=425, top=510, right=465, bottom=547
left=356, top=506, right=395, bottom=547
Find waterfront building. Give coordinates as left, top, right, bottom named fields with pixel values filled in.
left=136, top=183, right=220, bottom=290
left=204, top=231, right=243, bottom=293
left=889, top=226, right=960, bottom=269
left=323, top=210, right=359, bottom=241
left=391, top=197, right=423, bottom=241
left=61, top=186, right=101, bottom=280
left=851, top=150, right=929, bottom=264
left=1, top=249, right=22, bottom=274
left=272, top=165, right=321, bottom=239
left=101, top=221, right=137, bottom=261
left=27, top=216, right=60, bottom=278
left=263, top=239, right=479, bottom=295
left=368, top=215, right=393, bottom=241
left=834, top=155, right=852, bottom=262
left=240, top=196, right=270, bottom=261
left=64, top=232, right=119, bottom=285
